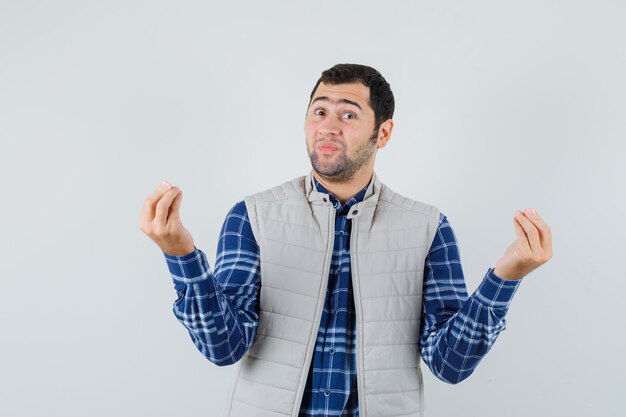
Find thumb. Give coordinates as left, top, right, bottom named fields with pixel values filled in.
left=168, top=189, right=183, bottom=222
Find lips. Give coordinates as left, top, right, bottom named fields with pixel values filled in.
left=318, top=142, right=339, bottom=151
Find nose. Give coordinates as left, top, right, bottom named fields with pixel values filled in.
left=318, top=117, right=341, bottom=137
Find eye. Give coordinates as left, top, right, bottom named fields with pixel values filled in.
left=342, top=112, right=356, bottom=120
left=313, top=109, right=325, bottom=116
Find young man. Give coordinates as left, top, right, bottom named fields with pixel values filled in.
left=139, top=63, right=552, bottom=417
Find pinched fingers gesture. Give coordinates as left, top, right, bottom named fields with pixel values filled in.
left=139, top=181, right=195, bottom=256
left=494, top=208, right=553, bottom=280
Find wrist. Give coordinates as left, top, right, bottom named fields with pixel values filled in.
left=493, top=265, right=524, bottom=281
left=163, top=244, right=196, bottom=257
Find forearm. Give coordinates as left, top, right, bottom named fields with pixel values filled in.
left=421, top=267, right=521, bottom=384
left=165, top=247, right=257, bottom=366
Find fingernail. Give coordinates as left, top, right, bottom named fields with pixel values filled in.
left=160, top=181, right=171, bottom=190
left=531, top=208, right=537, bottom=214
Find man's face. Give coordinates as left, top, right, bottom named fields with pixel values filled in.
left=304, top=81, right=379, bottom=183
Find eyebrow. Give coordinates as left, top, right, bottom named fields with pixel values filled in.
left=310, top=96, right=363, bottom=112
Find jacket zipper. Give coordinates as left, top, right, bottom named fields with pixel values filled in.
left=292, top=204, right=336, bottom=416
left=350, top=216, right=366, bottom=416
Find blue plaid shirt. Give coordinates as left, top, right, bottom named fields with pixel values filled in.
left=164, top=176, right=522, bottom=416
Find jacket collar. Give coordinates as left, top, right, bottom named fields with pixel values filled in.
left=304, top=169, right=381, bottom=210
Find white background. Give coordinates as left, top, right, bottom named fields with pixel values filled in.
left=1, top=1, right=624, bottom=416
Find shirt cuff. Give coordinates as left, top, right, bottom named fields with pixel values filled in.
left=163, top=246, right=210, bottom=282
left=474, top=267, right=523, bottom=310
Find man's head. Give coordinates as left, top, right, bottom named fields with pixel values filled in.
left=304, top=63, right=395, bottom=183
left=308, top=63, right=395, bottom=133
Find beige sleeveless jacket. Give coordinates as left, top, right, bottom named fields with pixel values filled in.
left=223, top=170, right=440, bottom=417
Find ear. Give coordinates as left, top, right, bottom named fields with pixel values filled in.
left=376, top=119, right=394, bottom=149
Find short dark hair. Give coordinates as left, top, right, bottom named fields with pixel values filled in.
left=308, top=63, right=395, bottom=132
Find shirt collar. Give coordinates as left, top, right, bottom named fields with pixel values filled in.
left=313, top=175, right=371, bottom=214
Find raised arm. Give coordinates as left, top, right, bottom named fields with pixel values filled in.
left=420, top=208, right=552, bottom=383
left=139, top=181, right=260, bottom=366
left=419, top=213, right=522, bottom=384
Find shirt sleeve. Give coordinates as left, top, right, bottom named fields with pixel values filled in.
left=163, top=200, right=261, bottom=366
left=419, top=212, right=522, bottom=384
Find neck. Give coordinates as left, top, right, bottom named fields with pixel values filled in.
left=312, top=167, right=374, bottom=205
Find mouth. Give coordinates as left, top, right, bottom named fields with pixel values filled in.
left=317, top=142, right=339, bottom=152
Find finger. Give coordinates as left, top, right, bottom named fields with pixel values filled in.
left=154, top=187, right=181, bottom=227
left=515, top=211, right=542, bottom=254
left=141, top=181, right=173, bottom=222
left=512, top=214, right=531, bottom=251
left=523, top=208, right=552, bottom=252
left=168, top=188, right=183, bottom=222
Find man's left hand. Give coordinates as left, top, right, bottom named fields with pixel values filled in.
left=493, top=208, right=553, bottom=280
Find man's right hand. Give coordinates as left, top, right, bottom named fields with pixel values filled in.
left=139, top=181, right=196, bottom=256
